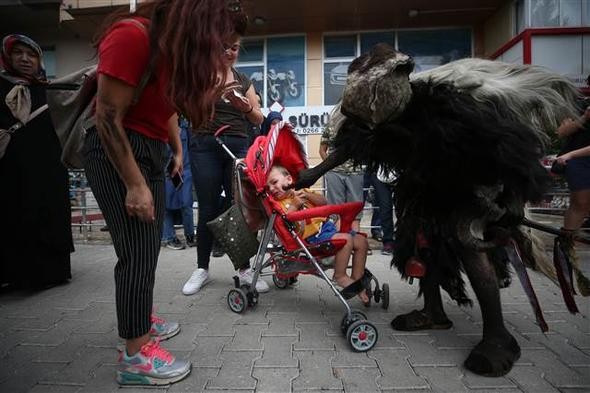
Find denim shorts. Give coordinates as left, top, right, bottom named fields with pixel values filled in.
left=565, top=157, right=590, bottom=192
left=306, top=220, right=338, bottom=244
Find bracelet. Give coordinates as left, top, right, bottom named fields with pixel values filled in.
left=244, top=105, right=253, bottom=114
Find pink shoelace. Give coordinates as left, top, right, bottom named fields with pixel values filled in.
left=140, top=339, right=174, bottom=363
left=150, top=313, right=165, bottom=325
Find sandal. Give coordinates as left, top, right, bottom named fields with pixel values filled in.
left=390, top=309, right=453, bottom=331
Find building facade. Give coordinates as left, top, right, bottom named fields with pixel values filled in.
left=1, top=0, right=588, bottom=163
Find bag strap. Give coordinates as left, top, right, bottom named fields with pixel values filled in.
left=120, top=18, right=153, bottom=105
left=6, top=103, right=49, bottom=134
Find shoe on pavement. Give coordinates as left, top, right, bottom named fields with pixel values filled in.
left=185, top=234, right=196, bottom=247
left=116, top=339, right=191, bottom=386
left=238, top=268, right=270, bottom=293
left=182, top=268, right=211, bottom=295
left=164, top=237, right=185, bottom=250
left=150, top=314, right=180, bottom=340
left=381, top=243, right=394, bottom=256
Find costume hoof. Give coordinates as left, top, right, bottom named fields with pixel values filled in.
left=464, top=337, right=521, bottom=377
left=390, top=310, right=452, bottom=331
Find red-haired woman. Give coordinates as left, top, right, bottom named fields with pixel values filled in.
left=84, top=0, right=248, bottom=386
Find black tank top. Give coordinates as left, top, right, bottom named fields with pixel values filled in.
left=194, top=68, right=252, bottom=138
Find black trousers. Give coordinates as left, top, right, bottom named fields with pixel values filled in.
left=83, top=129, right=166, bottom=339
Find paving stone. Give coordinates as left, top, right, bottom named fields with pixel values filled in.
left=462, top=371, right=518, bottom=389
left=207, top=350, right=260, bottom=390
left=292, top=350, right=342, bottom=391
left=190, top=336, right=233, bottom=368
left=163, top=323, right=207, bottom=351
left=75, top=363, right=119, bottom=393
left=523, top=349, right=590, bottom=388
left=263, top=312, right=298, bottom=336
left=334, top=367, right=381, bottom=393
left=40, top=346, right=115, bottom=385
left=505, top=365, right=560, bottom=393
left=331, top=349, right=378, bottom=368
left=543, top=320, right=590, bottom=348
left=398, top=335, right=465, bottom=367
left=255, top=336, right=298, bottom=368
left=294, top=322, right=334, bottom=350
left=167, top=367, right=219, bottom=393
left=225, top=324, right=265, bottom=351
left=521, top=332, right=590, bottom=366
left=253, top=367, right=298, bottom=392
left=235, top=307, right=271, bottom=325
left=413, top=366, right=466, bottom=393
left=197, top=312, right=239, bottom=337
left=0, top=362, right=68, bottom=393
left=369, top=349, right=429, bottom=390
left=29, top=384, right=83, bottom=393
left=0, top=344, right=60, bottom=382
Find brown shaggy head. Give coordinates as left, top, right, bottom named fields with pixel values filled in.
left=341, top=43, right=414, bottom=129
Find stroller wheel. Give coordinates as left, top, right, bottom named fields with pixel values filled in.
left=381, top=284, right=390, bottom=310
left=272, top=274, right=289, bottom=289
left=340, top=310, right=368, bottom=334
left=346, top=320, right=378, bottom=352
left=227, top=288, right=247, bottom=313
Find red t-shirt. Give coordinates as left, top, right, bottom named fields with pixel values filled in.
left=97, top=17, right=173, bottom=142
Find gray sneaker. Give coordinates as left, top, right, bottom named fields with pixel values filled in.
left=117, top=340, right=191, bottom=386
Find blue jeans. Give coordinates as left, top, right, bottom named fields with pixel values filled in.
left=370, top=173, right=395, bottom=245
left=189, top=134, right=248, bottom=269
left=161, top=206, right=195, bottom=241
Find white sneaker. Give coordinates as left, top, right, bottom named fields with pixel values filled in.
left=238, top=268, right=270, bottom=293
left=182, top=268, right=211, bottom=295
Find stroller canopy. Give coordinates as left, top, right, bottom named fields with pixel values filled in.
left=244, top=121, right=307, bottom=193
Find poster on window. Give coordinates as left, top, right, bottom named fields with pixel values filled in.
left=266, top=36, right=305, bottom=107
left=323, top=62, right=350, bottom=106
left=235, top=65, right=264, bottom=105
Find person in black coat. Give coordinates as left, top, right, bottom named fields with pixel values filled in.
left=0, top=34, right=73, bottom=289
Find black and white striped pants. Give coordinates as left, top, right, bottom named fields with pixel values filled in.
left=83, top=129, right=166, bottom=339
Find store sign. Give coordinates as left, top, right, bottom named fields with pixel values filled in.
left=263, top=105, right=335, bottom=135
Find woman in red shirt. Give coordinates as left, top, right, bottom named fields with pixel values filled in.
left=84, top=0, right=248, bottom=386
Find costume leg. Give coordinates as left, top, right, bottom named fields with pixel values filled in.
left=461, top=248, right=520, bottom=377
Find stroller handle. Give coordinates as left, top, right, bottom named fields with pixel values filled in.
left=214, top=125, right=231, bottom=138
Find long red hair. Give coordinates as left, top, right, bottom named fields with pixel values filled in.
left=94, top=0, right=248, bottom=127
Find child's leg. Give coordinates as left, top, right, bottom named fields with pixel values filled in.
left=350, top=234, right=369, bottom=281
left=331, top=233, right=369, bottom=303
left=331, top=233, right=353, bottom=286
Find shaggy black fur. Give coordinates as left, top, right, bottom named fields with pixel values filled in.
left=331, top=80, right=550, bottom=304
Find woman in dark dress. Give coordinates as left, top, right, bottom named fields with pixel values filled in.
left=0, top=34, right=73, bottom=289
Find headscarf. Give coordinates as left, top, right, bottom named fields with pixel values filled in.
left=1, top=35, right=47, bottom=125
left=260, top=111, right=283, bottom=136
left=1, top=34, right=47, bottom=84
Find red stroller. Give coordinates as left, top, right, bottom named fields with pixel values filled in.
left=213, top=122, right=389, bottom=352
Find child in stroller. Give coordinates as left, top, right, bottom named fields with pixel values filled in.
left=266, top=164, right=370, bottom=304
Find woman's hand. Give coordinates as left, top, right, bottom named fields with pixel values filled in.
left=169, top=152, right=183, bottom=177
left=556, top=152, right=572, bottom=165
left=125, top=182, right=155, bottom=222
left=224, top=88, right=252, bottom=113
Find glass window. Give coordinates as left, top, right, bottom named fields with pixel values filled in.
left=235, top=65, right=264, bottom=101
left=584, top=0, right=590, bottom=25
left=560, top=0, right=582, bottom=26
left=531, top=0, right=559, bottom=26
left=323, top=62, right=350, bottom=105
left=239, top=39, right=264, bottom=63
left=266, top=36, right=305, bottom=107
left=360, top=31, right=395, bottom=54
left=324, top=35, right=357, bottom=58
left=42, top=48, right=56, bottom=79
left=515, top=0, right=526, bottom=33
left=398, top=29, right=471, bottom=73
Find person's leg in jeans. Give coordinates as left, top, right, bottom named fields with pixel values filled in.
left=372, top=175, right=395, bottom=254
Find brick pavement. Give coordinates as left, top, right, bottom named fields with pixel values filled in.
left=0, top=242, right=589, bottom=393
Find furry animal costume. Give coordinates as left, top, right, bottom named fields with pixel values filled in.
left=295, top=44, right=586, bottom=377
